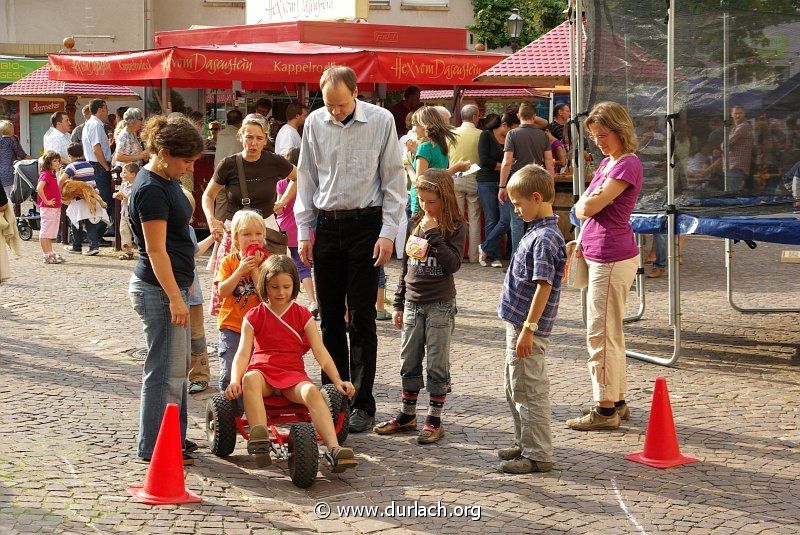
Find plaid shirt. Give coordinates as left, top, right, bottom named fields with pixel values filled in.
left=498, top=216, right=566, bottom=336
left=727, top=121, right=753, bottom=173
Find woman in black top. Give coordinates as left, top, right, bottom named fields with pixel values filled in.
left=476, top=112, right=520, bottom=267
left=201, top=113, right=298, bottom=315
left=128, top=115, right=205, bottom=464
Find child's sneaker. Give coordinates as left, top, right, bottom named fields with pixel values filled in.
left=324, top=446, right=357, bottom=473
left=500, top=457, right=552, bottom=474
left=247, top=424, right=272, bottom=467
left=374, top=416, right=417, bottom=435
left=309, top=301, right=319, bottom=319
left=497, top=445, right=522, bottom=461
left=417, top=424, right=444, bottom=444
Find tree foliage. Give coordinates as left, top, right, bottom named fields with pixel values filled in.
left=468, top=0, right=567, bottom=50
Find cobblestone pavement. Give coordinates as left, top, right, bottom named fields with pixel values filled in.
left=1, top=234, right=798, bottom=534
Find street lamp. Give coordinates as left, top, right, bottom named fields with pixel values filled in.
left=507, top=8, right=524, bottom=53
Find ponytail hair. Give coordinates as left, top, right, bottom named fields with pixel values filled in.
left=412, top=106, right=458, bottom=156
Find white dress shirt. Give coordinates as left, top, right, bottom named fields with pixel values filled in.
left=81, top=116, right=111, bottom=163
left=274, top=123, right=301, bottom=158
left=295, top=99, right=406, bottom=242
left=214, top=125, right=241, bottom=171
left=43, top=127, right=71, bottom=161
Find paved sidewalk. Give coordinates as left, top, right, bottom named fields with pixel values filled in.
left=0, top=235, right=798, bottom=534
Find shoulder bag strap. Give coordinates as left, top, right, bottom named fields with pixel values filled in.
left=235, top=154, right=250, bottom=209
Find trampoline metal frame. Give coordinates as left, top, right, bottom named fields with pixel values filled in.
left=572, top=0, right=798, bottom=366
left=725, top=238, right=800, bottom=314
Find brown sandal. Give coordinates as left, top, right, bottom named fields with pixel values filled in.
left=325, top=446, right=357, bottom=473
left=373, top=417, right=417, bottom=435
left=417, top=425, right=444, bottom=444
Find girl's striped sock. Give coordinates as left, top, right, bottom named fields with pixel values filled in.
left=424, top=394, right=446, bottom=429
left=395, top=389, right=419, bottom=425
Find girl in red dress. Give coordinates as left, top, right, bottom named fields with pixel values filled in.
left=225, top=255, right=357, bottom=472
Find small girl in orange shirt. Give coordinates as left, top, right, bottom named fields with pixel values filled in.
left=215, top=210, right=268, bottom=391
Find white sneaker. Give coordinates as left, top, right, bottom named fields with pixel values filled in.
left=309, top=301, right=319, bottom=319
left=491, top=259, right=503, bottom=268
left=477, top=245, right=489, bottom=267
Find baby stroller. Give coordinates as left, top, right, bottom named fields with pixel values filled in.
left=11, top=159, right=41, bottom=241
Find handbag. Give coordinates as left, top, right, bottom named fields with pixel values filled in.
left=564, top=237, right=589, bottom=289
left=235, top=155, right=288, bottom=256
left=404, top=224, right=429, bottom=260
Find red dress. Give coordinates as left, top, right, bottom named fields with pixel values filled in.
left=245, top=302, right=314, bottom=389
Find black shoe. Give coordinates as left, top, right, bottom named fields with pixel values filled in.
left=183, top=439, right=198, bottom=453
left=138, top=451, right=195, bottom=466
left=348, top=408, right=375, bottom=433
left=98, top=239, right=113, bottom=247
left=64, top=246, right=82, bottom=254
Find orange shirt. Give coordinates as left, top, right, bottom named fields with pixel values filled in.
left=215, top=253, right=261, bottom=332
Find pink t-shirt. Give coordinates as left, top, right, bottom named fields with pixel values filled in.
left=36, top=170, right=62, bottom=208
left=580, top=155, right=643, bottom=263
left=275, top=178, right=298, bottom=247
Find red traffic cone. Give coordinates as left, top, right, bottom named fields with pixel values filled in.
left=626, top=377, right=699, bottom=469
left=129, top=403, right=202, bottom=505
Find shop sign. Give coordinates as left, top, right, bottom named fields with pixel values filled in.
left=29, top=100, right=64, bottom=114
left=0, top=57, right=47, bottom=83
left=247, top=0, right=368, bottom=24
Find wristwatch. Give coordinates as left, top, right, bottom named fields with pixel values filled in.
left=523, top=321, right=538, bottom=332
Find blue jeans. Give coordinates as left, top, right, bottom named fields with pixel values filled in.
left=652, top=233, right=667, bottom=269
left=218, top=328, right=241, bottom=392
left=128, top=275, right=190, bottom=459
left=506, top=202, right=525, bottom=258
left=399, top=299, right=456, bottom=395
left=726, top=168, right=747, bottom=193
left=70, top=220, right=100, bottom=251
left=477, top=182, right=508, bottom=261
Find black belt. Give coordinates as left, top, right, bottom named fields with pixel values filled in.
left=319, top=206, right=382, bottom=220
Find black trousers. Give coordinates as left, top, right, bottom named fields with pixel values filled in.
left=313, top=211, right=381, bottom=416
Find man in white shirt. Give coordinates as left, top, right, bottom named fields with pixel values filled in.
left=296, top=66, right=406, bottom=433
left=213, top=108, right=244, bottom=169
left=82, top=99, right=113, bottom=237
left=449, top=104, right=482, bottom=263
left=212, top=108, right=244, bottom=221
left=43, top=111, right=72, bottom=163
left=274, top=103, right=308, bottom=159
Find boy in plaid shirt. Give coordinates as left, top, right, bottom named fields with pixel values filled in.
left=497, top=164, right=566, bottom=474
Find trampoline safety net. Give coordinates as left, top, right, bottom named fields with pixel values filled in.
left=582, top=0, right=800, bottom=214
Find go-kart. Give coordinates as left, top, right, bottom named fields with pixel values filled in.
left=206, top=384, right=350, bottom=488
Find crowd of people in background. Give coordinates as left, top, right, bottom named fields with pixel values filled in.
left=2, top=65, right=799, bottom=478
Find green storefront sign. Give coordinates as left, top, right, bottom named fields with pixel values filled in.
left=0, top=57, right=47, bottom=83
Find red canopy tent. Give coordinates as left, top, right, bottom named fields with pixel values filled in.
left=47, top=21, right=507, bottom=90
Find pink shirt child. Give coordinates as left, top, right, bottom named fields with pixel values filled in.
left=36, top=170, right=62, bottom=208
left=275, top=178, right=298, bottom=247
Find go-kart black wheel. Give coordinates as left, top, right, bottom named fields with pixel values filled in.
left=321, top=384, right=350, bottom=445
left=206, top=393, right=237, bottom=457
left=17, top=222, right=32, bottom=241
left=288, top=423, right=319, bottom=488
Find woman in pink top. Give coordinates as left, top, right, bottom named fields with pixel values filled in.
left=566, top=102, right=642, bottom=432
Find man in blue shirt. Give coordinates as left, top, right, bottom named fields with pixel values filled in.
left=82, top=99, right=114, bottom=239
